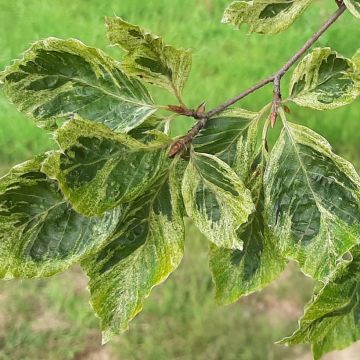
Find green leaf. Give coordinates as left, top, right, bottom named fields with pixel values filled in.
left=42, top=116, right=169, bottom=216
left=182, top=151, right=254, bottom=250
left=0, top=156, right=120, bottom=279
left=280, top=245, right=360, bottom=360
left=81, top=160, right=185, bottom=342
left=0, top=38, right=155, bottom=132
left=289, top=48, right=359, bottom=110
left=105, top=17, right=192, bottom=99
left=222, top=0, right=313, bottom=34
left=265, top=118, right=360, bottom=280
left=192, top=108, right=259, bottom=178
left=210, top=156, right=287, bottom=304
left=344, top=0, right=360, bottom=19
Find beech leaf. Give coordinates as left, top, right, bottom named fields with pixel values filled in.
left=81, top=160, right=185, bottom=342
left=222, top=0, right=313, bottom=34
left=289, top=48, right=359, bottom=110
left=0, top=156, right=120, bottom=279
left=0, top=38, right=155, bottom=132
left=265, top=118, right=360, bottom=280
left=182, top=151, right=254, bottom=250
left=106, top=17, right=192, bottom=99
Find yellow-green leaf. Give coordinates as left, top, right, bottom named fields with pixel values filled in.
left=265, top=119, right=360, bottom=280
left=0, top=38, right=155, bottom=132
left=106, top=17, right=192, bottom=99
left=210, top=156, right=287, bottom=304
left=289, top=48, right=359, bottom=110
left=182, top=152, right=254, bottom=250
left=192, top=108, right=259, bottom=178
left=81, top=160, right=185, bottom=342
left=0, top=156, right=120, bottom=279
left=222, top=0, right=313, bottom=34
left=280, top=245, right=360, bottom=360
left=344, top=0, right=360, bottom=19
left=42, top=117, right=169, bottom=216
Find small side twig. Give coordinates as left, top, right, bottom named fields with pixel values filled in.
left=168, top=4, right=347, bottom=157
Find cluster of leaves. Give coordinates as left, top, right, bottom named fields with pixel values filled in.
left=0, top=2, right=359, bottom=359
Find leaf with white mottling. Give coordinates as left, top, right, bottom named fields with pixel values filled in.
left=289, top=48, right=359, bottom=110
left=81, top=160, right=185, bottom=342
left=106, top=17, right=192, bottom=99
left=0, top=38, right=155, bottom=132
left=192, top=108, right=259, bottom=178
left=210, top=154, right=287, bottom=304
left=42, top=117, right=169, bottom=216
left=182, top=151, right=254, bottom=250
left=0, top=156, right=120, bottom=279
left=265, top=116, right=360, bottom=280
left=280, top=245, right=360, bottom=360
left=344, top=0, right=360, bottom=19
left=222, top=0, right=313, bottom=34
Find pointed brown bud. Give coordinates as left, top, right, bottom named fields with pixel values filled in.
left=167, top=105, right=186, bottom=114
left=283, top=105, right=291, bottom=114
left=270, top=111, right=278, bottom=128
left=196, top=101, right=206, bottom=114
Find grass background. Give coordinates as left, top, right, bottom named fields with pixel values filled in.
left=0, top=0, right=359, bottom=359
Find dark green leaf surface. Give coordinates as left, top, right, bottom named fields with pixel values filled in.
left=42, top=117, right=169, bottom=216
left=281, top=245, right=360, bottom=360
left=192, top=108, right=258, bottom=178
left=344, top=0, right=360, bottom=19
left=182, top=151, right=254, bottom=250
left=0, top=38, right=155, bottom=132
left=81, top=160, right=185, bottom=342
left=106, top=17, right=192, bottom=98
left=265, top=118, right=360, bottom=280
left=210, top=156, right=287, bottom=304
left=222, top=0, right=313, bottom=34
left=289, top=48, right=359, bottom=110
left=0, top=156, right=120, bottom=279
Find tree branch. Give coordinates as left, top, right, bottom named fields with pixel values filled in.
left=169, top=3, right=347, bottom=158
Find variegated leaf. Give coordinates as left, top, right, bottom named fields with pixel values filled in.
left=192, top=108, right=259, bottom=178
left=42, top=117, right=169, bottom=216
left=280, top=245, right=360, bottom=360
left=289, top=48, right=359, bottom=110
left=265, top=118, right=360, bottom=280
left=182, top=151, right=254, bottom=250
left=106, top=17, right=192, bottom=99
left=344, top=0, right=360, bottom=19
left=0, top=156, right=120, bottom=279
left=81, top=160, right=185, bottom=342
left=0, top=38, right=155, bottom=132
left=222, top=0, right=313, bottom=34
left=210, top=156, right=287, bottom=304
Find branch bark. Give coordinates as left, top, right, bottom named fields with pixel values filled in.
left=169, top=3, right=347, bottom=158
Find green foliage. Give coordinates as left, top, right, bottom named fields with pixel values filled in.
left=105, top=17, right=192, bottom=101
left=222, top=0, right=313, bottom=34
left=344, top=0, right=360, bottom=19
left=289, top=47, right=359, bottom=110
left=0, top=38, right=156, bottom=132
left=0, top=2, right=359, bottom=359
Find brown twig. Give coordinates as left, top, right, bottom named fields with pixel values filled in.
left=168, top=4, right=347, bottom=158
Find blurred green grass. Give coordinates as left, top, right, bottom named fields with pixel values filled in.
left=0, top=0, right=359, bottom=359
